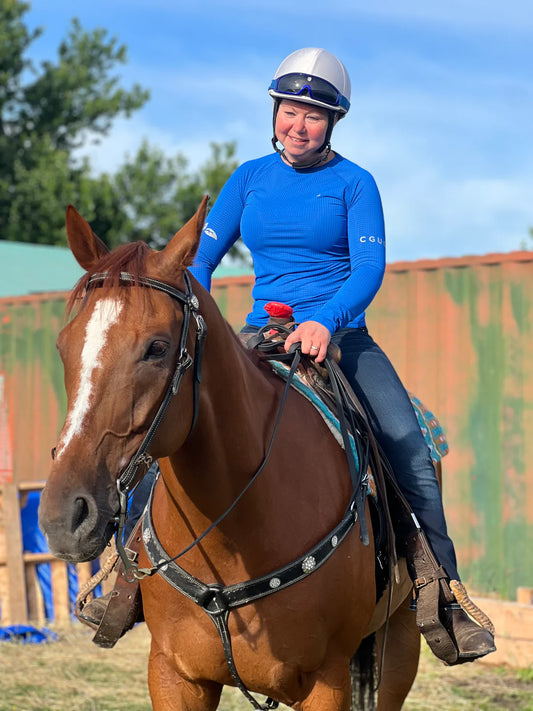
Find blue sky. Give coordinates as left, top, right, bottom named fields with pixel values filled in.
left=25, top=0, right=532, bottom=263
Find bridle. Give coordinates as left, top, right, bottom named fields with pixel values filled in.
left=84, top=270, right=207, bottom=569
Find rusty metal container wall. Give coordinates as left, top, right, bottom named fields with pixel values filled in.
left=1, top=252, right=531, bottom=599
left=367, top=252, right=533, bottom=599
left=0, top=294, right=67, bottom=485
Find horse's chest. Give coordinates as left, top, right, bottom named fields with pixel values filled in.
left=144, top=582, right=333, bottom=684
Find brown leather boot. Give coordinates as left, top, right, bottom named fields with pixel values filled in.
left=403, top=524, right=496, bottom=664
left=440, top=602, right=496, bottom=661
left=78, top=593, right=112, bottom=629
left=441, top=579, right=496, bottom=663
left=78, top=588, right=143, bottom=635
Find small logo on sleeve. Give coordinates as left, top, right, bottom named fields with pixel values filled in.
left=203, top=222, right=217, bottom=240
left=359, top=235, right=385, bottom=245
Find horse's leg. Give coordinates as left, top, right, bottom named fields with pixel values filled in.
left=292, top=661, right=352, bottom=711
left=375, top=593, right=420, bottom=711
left=148, top=641, right=222, bottom=711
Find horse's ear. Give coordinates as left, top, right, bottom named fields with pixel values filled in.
left=160, top=196, right=209, bottom=274
left=65, top=205, right=109, bottom=271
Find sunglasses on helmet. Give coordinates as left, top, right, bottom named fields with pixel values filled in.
left=270, top=73, right=350, bottom=111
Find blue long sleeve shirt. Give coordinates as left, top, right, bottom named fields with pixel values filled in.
left=190, top=152, right=386, bottom=332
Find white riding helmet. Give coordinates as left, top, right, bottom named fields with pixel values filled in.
left=269, top=47, right=351, bottom=115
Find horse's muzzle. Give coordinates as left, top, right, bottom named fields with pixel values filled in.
left=38, top=483, right=116, bottom=563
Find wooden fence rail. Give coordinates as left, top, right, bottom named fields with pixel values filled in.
left=0, top=481, right=113, bottom=626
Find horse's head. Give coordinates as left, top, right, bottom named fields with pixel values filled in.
left=38, top=198, right=208, bottom=562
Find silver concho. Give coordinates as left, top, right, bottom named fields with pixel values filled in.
left=190, top=295, right=200, bottom=310
left=158, top=558, right=169, bottom=572
left=331, top=535, right=338, bottom=548
left=302, top=556, right=317, bottom=574
left=269, top=577, right=281, bottom=589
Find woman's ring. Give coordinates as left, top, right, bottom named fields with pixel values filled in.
left=310, top=345, right=319, bottom=351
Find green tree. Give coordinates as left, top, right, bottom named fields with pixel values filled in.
left=0, top=1, right=148, bottom=243
left=0, top=3, right=247, bottom=261
left=100, top=140, right=239, bottom=250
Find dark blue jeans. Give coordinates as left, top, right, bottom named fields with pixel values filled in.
left=331, top=327, right=459, bottom=581
left=242, top=324, right=459, bottom=581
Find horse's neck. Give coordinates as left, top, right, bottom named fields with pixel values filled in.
left=178, top=311, right=279, bottom=479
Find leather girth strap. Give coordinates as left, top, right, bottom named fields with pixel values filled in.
left=92, top=519, right=143, bottom=649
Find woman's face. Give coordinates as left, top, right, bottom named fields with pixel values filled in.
left=275, top=99, right=330, bottom=164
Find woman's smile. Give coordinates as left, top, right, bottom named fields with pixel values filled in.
left=275, top=99, right=329, bottom=164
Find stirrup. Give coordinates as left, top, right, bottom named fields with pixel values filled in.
left=441, top=580, right=496, bottom=664
left=449, top=580, right=495, bottom=635
left=78, top=592, right=113, bottom=630
left=413, top=576, right=496, bottom=665
left=76, top=518, right=144, bottom=648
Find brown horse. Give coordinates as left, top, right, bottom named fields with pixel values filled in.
left=39, top=200, right=420, bottom=710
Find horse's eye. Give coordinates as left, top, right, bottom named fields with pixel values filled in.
left=144, top=340, right=169, bottom=360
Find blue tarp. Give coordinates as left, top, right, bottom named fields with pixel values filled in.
left=0, top=624, right=57, bottom=643
left=20, top=491, right=80, bottom=620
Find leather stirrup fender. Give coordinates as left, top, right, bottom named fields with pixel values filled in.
left=407, top=527, right=460, bottom=664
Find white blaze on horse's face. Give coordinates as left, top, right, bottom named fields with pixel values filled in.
left=56, top=298, right=123, bottom=459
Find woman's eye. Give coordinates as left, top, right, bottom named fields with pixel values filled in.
left=145, top=341, right=169, bottom=359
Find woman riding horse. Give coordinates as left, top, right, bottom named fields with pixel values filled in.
left=39, top=46, right=497, bottom=711
left=87, top=46, right=494, bottom=664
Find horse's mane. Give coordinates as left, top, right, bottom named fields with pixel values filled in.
left=66, top=242, right=153, bottom=316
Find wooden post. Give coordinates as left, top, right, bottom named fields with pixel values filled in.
left=517, top=587, right=533, bottom=605
left=2, top=482, right=27, bottom=624
left=25, top=563, right=45, bottom=624
left=50, top=558, right=70, bottom=624
left=1, top=480, right=120, bottom=624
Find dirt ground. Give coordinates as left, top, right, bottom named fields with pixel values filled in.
left=0, top=622, right=532, bottom=710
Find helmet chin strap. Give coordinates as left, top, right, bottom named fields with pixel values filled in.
left=271, top=137, right=332, bottom=170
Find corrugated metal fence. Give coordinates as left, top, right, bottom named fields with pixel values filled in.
left=369, top=252, right=533, bottom=599
left=1, top=252, right=531, bottom=602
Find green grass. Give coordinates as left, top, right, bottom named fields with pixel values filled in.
left=0, top=624, right=531, bottom=710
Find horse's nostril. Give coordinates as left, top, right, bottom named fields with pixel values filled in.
left=72, top=496, right=90, bottom=531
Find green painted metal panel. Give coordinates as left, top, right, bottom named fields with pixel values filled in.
left=0, top=241, right=252, bottom=298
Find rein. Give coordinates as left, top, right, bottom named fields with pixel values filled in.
left=134, top=347, right=304, bottom=580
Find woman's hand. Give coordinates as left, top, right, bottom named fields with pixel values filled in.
left=284, top=321, right=331, bottom=363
